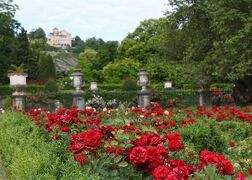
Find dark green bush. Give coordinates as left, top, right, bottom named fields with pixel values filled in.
left=121, top=78, right=138, bottom=91
left=38, top=53, right=56, bottom=80
left=44, top=79, right=58, bottom=93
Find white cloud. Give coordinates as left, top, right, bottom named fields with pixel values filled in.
left=14, top=0, right=167, bottom=41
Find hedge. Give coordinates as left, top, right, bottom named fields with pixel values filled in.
left=0, top=111, right=89, bottom=179
left=0, top=85, right=45, bottom=95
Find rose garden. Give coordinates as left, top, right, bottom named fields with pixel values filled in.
left=0, top=68, right=251, bottom=180
left=1, top=0, right=252, bottom=179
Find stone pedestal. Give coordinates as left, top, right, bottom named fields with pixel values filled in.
left=198, top=89, right=205, bottom=106
left=12, top=92, right=26, bottom=111
left=138, top=90, right=150, bottom=108
left=73, top=92, right=85, bottom=110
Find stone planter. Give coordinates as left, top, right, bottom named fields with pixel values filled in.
left=8, top=72, right=28, bottom=88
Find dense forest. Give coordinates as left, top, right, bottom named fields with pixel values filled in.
left=1, top=0, right=252, bottom=92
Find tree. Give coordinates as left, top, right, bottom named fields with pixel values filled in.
left=166, top=0, right=252, bottom=84
left=102, top=59, right=141, bottom=83
left=117, top=18, right=167, bottom=64
left=71, top=36, right=85, bottom=53
left=38, top=54, right=56, bottom=80
left=29, top=27, right=46, bottom=41
left=76, top=48, right=98, bottom=82
left=85, top=37, right=105, bottom=51
left=0, top=0, right=20, bottom=83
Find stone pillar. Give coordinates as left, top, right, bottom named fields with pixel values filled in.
left=138, top=89, right=150, bottom=108
left=198, top=89, right=204, bottom=106
left=12, top=92, right=26, bottom=111
left=73, top=92, right=85, bottom=110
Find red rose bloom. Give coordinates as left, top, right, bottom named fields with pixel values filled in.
left=235, top=172, right=246, bottom=180
left=83, top=130, right=101, bottom=148
left=130, top=146, right=147, bottom=164
left=74, top=153, right=87, bottom=165
left=229, top=140, right=235, bottom=148
left=152, top=166, right=170, bottom=180
left=165, top=132, right=182, bottom=141
left=249, top=167, right=252, bottom=175
left=60, top=126, right=71, bottom=132
left=168, top=140, right=183, bottom=152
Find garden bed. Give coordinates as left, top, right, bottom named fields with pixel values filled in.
left=0, top=105, right=251, bottom=179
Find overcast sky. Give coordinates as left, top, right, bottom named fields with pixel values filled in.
left=14, top=0, right=167, bottom=41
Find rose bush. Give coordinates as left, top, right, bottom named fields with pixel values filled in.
left=24, top=104, right=252, bottom=179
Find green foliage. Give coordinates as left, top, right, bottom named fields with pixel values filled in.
left=147, top=62, right=197, bottom=88
left=76, top=48, right=97, bottom=82
left=71, top=36, right=85, bottom=54
left=166, top=0, right=252, bottom=83
left=117, top=18, right=167, bottom=64
left=28, top=27, right=46, bottom=41
left=103, top=58, right=141, bottom=83
left=121, top=78, right=138, bottom=91
left=178, top=118, right=225, bottom=153
left=44, top=79, right=58, bottom=93
left=194, top=165, right=224, bottom=180
left=210, top=83, right=234, bottom=90
left=38, top=53, right=56, bottom=80
left=8, top=63, right=26, bottom=73
left=2, top=96, right=11, bottom=110
left=0, top=111, right=90, bottom=179
left=0, top=0, right=20, bottom=83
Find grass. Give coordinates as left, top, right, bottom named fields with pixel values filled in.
left=0, top=156, right=7, bottom=180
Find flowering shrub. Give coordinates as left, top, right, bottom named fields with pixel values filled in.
left=85, top=94, right=118, bottom=110
left=24, top=104, right=252, bottom=179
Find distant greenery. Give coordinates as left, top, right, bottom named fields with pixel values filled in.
left=1, top=0, right=252, bottom=95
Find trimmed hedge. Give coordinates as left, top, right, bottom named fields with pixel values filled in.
left=0, top=111, right=88, bottom=179
left=0, top=85, right=45, bottom=95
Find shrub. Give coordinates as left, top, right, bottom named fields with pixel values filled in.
left=38, top=53, right=56, bottom=80
left=210, top=83, right=234, bottom=90
left=0, top=111, right=87, bottom=179
left=44, top=79, right=58, bottom=93
left=178, top=118, right=225, bottom=153
left=121, top=78, right=138, bottom=91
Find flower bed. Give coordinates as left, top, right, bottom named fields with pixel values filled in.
left=25, top=104, right=252, bottom=179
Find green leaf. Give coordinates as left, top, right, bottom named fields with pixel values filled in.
left=118, top=161, right=128, bottom=168
left=114, top=155, right=122, bottom=163
left=111, top=140, right=118, bottom=146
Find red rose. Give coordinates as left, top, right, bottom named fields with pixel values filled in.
left=249, top=167, right=252, bottom=175
left=146, top=146, right=160, bottom=163
left=168, top=140, right=183, bottom=152
left=152, top=166, right=170, bottom=180
left=74, top=153, right=87, bottom=165
left=135, top=135, right=148, bottom=146
left=172, top=166, right=189, bottom=179
left=235, top=172, right=246, bottom=180
left=219, top=160, right=235, bottom=175
left=130, top=147, right=147, bottom=164
left=83, top=130, right=101, bottom=148
left=60, top=126, right=71, bottom=132
left=229, top=140, right=235, bottom=148
left=165, top=132, right=182, bottom=141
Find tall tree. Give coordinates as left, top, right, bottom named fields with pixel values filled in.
left=117, top=18, right=167, bottom=64
left=71, top=36, right=85, bottom=53
left=166, top=0, right=252, bottom=85
left=38, top=54, right=56, bottom=80
left=0, top=0, right=20, bottom=83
